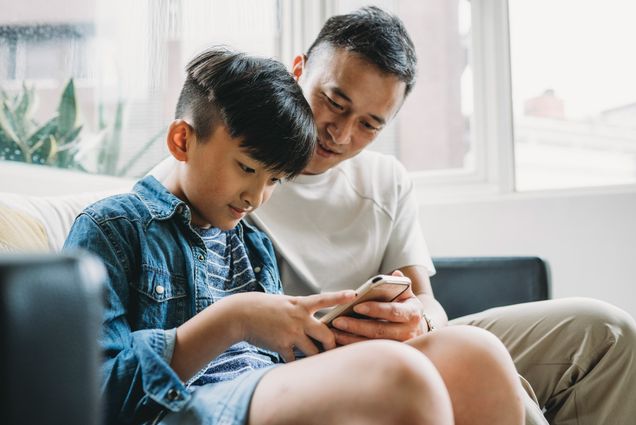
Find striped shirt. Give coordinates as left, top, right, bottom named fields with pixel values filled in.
left=188, top=225, right=280, bottom=387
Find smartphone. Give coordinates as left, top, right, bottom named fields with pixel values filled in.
left=319, top=274, right=411, bottom=326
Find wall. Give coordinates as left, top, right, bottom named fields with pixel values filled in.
left=419, top=186, right=636, bottom=317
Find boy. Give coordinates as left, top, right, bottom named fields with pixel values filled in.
left=65, top=47, right=522, bottom=425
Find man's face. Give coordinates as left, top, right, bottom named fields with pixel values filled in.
left=174, top=124, right=284, bottom=230
left=295, top=47, right=407, bottom=175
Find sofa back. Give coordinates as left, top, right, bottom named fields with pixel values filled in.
left=0, top=189, right=130, bottom=252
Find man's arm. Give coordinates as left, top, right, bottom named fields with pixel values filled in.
left=402, top=265, right=449, bottom=329
left=330, top=265, right=449, bottom=345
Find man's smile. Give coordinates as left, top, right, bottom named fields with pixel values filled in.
left=317, top=139, right=343, bottom=157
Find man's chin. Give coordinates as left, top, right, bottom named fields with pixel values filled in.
left=302, top=157, right=340, bottom=175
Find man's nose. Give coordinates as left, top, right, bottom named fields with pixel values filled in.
left=327, top=116, right=355, bottom=145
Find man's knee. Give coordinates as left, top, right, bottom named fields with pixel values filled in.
left=565, top=298, right=636, bottom=347
left=432, top=325, right=519, bottom=374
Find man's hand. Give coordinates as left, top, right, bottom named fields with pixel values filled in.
left=236, top=290, right=356, bottom=362
left=330, top=270, right=430, bottom=345
left=332, top=266, right=446, bottom=345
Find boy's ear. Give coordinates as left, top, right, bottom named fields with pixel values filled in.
left=291, top=54, right=307, bottom=81
left=166, top=120, right=193, bottom=162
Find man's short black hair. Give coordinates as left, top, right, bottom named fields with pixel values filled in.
left=175, top=47, right=316, bottom=177
left=306, top=6, right=417, bottom=96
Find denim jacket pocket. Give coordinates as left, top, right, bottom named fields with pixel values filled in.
left=130, top=265, right=189, bottom=329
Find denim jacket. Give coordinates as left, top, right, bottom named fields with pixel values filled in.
left=63, top=176, right=282, bottom=424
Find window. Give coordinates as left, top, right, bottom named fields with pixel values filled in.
left=509, top=0, right=636, bottom=191
left=0, top=0, right=280, bottom=177
left=331, top=0, right=475, bottom=175
left=0, top=24, right=92, bottom=81
left=4, top=0, right=633, bottom=195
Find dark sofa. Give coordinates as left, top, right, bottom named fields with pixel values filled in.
left=0, top=253, right=549, bottom=424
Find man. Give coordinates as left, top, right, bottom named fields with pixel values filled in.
left=146, top=48, right=524, bottom=425
left=251, top=6, right=636, bottom=425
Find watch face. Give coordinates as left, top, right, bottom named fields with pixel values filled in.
left=422, top=312, right=435, bottom=332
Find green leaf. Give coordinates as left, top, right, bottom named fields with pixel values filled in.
left=61, top=124, right=83, bottom=145
left=46, top=135, right=59, bottom=165
left=57, top=79, right=78, bottom=137
left=98, top=102, right=106, bottom=130
left=0, top=101, right=22, bottom=147
left=99, top=100, right=125, bottom=175
left=24, top=84, right=38, bottom=122
left=13, top=84, right=33, bottom=142
left=28, top=116, right=59, bottom=162
left=15, top=85, right=30, bottom=121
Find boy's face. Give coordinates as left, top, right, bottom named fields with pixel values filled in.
left=171, top=123, right=284, bottom=230
left=295, top=47, right=406, bottom=175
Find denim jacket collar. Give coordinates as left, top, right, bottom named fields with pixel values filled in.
left=134, top=176, right=188, bottom=221
left=134, top=175, right=263, bottom=238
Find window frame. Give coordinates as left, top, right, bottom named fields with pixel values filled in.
left=290, top=0, right=517, bottom=200
left=410, top=0, right=516, bottom=201
left=296, top=0, right=636, bottom=201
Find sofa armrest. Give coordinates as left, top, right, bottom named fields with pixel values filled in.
left=0, top=252, right=105, bottom=425
left=430, top=256, right=550, bottom=320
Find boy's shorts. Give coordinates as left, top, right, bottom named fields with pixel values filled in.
left=159, top=365, right=278, bottom=425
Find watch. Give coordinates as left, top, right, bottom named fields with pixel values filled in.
left=421, top=311, right=436, bottom=332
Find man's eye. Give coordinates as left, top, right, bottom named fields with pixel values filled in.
left=361, top=121, right=379, bottom=132
left=324, top=94, right=344, bottom=111
left=239, top=163, right=255, bottom=174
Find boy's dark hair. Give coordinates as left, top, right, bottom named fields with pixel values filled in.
left=175, top=47, right=316, bottom=177
left=306, top=6, right=417, bottom=96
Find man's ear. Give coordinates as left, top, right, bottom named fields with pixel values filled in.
left=291, top=54, right=307, bottom=81
left=166, top=119, right=193, bottom=162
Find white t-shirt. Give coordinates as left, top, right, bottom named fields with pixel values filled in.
left=250, top=150, right=435, bottom=295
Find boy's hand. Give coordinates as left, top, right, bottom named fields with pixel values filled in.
left=234, top=290, right=356, bottom=362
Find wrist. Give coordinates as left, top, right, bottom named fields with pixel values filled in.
left=222, top=293, right=251, bottom=342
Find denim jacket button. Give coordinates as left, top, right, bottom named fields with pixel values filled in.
left=198, top=254, right=204, bottom=261
left=155, top=285, right=165, bottom=295
left=167, top=388, right=180, bottom=401
left=254, top=266, right=261, bottom=273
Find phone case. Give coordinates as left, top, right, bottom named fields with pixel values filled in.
left=320, top=274, right=411, bottom=325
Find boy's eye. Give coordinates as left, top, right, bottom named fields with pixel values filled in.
left=270, top=176, right=285, bottom=185
left=239, top=162, right=255, bottom=174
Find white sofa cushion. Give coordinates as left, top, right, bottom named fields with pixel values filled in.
left=0, top=188, right=131, bottom=252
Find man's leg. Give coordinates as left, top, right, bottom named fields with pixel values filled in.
left=452, top=297, right=636, bottom=425
left=519, top=375, right=550, bottom=425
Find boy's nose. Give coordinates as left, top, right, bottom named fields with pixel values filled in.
left=241, top=185, right=266, bottom=210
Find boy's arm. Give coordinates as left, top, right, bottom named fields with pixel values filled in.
left=64, top=213, right=190, bottom=423
left=65, top=212, right=357, bottom=421
left=170, top=290, right=357, bottom=380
